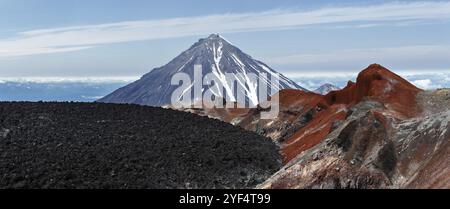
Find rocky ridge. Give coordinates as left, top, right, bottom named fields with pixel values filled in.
left=186, top=64, right=449, bottom=189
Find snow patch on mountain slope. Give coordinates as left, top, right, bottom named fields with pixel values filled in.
left=98, top=34, right=304, bottom=107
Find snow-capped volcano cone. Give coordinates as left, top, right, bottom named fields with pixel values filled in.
left=98, top=34, right=305, bottom=107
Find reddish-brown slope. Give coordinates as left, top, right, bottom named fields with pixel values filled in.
left=282, top=104, right=347, bottom=163
left=282, top=64, right=422, bottom=163
left=186, top=64, right=424, bottom=165
left=324, top=64, right=422, bottom=118
left=234, top=89, right=327, bottom=141
left=266, top=89, right=325, bottom=123
left=277, top=89, right=324, bottom=110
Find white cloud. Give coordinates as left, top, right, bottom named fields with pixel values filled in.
left=445, top=74, right=450, bottom=82
left=290, top=72, right=450, bottom=91
left=1, top=1, right=450, bottom=57
left=0, top=46, right=94, bottom=58
left=81, top=95, right=104, bottom=100
left=412, top=79, right=441, bottom=89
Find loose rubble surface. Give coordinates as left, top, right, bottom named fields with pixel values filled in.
left=0, top=102, right=281, bottom=189
left=416, top=89, right=450, bottom=115
left=259, top=103, right=449, bottom=189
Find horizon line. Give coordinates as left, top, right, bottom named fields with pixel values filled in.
left=1, top=70, right=449, bottom=83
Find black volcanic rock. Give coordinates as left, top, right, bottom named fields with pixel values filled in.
left=0, top=102, right=281, bottom=189
left=98, top=34, right=305, bottom=107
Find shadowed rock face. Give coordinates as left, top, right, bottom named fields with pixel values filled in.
left=0, top=102, right=281, bottom=189
left=392, top=110, right=450, bottom=188
left=259, top=108, right=449, bottom=189
left=186, top=64, right=449, bottom=189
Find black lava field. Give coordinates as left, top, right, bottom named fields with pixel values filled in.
left=0, top=102, right=281, bottom=189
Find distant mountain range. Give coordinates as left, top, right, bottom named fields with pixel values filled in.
left=313, top=83, right=341, bottom=95
left=98, top=34, right=305, bottom=107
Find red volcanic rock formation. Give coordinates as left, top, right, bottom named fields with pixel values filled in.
left=180, top=64, right=449, bottom=188
left=281, top=64, right=423, bottom=162
left=238, top=89, right=328, bottom=141
left=282, top=104, right=347, bottom=163
left=260, top=107, right=449, bottom=189
left=192, top=64, right=424, bottom=164
left=257, top=65, right=450, bottom=189
left=324, top=64, right=422, bottom=118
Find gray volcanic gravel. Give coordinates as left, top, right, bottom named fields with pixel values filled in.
left=0, top=102, right=281, bottom=189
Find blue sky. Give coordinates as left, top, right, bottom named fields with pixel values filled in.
left=0, top=0, right=449, bottom=79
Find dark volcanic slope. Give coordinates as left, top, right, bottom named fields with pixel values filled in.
left=0, top=102, right=281, bottom=189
